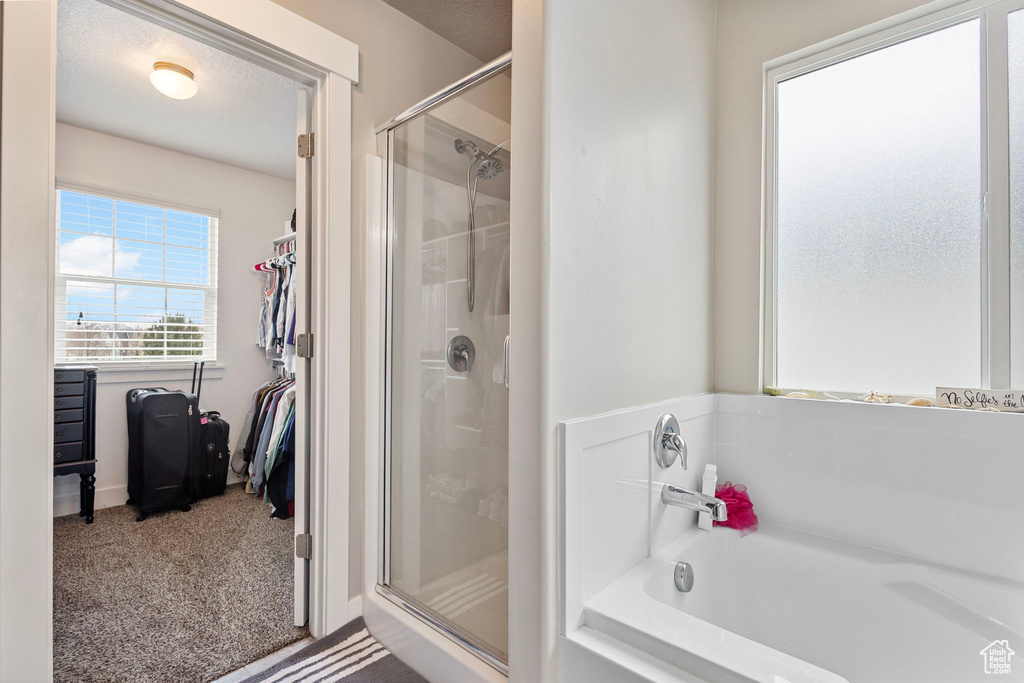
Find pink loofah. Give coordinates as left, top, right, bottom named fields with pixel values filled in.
left=713, top=481, right=758, bottom=535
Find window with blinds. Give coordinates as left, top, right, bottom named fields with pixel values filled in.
left=55, top=189, right=218, bottom=364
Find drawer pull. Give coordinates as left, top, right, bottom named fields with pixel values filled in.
left=54, top=441, right=83, bottom=463
left=54, top=423, right=83, bottom=443
left=53, top=384, right=84, bottom=397
left=54, top=370, right=87, bottom=383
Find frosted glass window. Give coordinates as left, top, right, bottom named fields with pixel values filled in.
left=774, top=20, right=983, bottom=395
left=1011, top=10, right=1024, bottom=386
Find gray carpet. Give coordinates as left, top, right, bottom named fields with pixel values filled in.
left=242, top=618, right=428, bottom=683
left=54, top=484, right=308, bottom=683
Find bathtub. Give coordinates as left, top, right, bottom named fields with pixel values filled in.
left=583, top=523, right=1024, bottom=683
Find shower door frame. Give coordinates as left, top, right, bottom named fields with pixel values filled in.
left=369, top=52, right=513, bottom=678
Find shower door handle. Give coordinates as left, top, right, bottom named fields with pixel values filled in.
left=503, top=335, right=510, bottom=389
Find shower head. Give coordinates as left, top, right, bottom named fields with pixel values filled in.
left=457, top=138, right=509, bottom=180
left=476, top=158, right=503, bottom=180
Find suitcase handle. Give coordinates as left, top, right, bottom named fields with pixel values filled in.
left=191, top=361, right=205, bottom=406
left=128, top=388, right=170, bottom=403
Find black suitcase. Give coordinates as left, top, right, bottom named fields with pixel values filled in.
left=126, top=386, right=196, bottom=521
left=190, top=362, right=231, bottom=501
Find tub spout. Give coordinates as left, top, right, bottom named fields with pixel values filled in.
left=661, top=484, right=727, bottom=522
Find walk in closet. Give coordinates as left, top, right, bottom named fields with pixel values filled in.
left=50, top=0, right=314, bottom=679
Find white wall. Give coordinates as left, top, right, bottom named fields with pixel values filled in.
left=711, top=0, right=943, bottom=393
left=546, top=0, right=716, bottom=421
left=268, top=0, right=495, bottom=601
left=541, top=0, right=718, bottom=680
left=52, top=124, right=293, bottom=515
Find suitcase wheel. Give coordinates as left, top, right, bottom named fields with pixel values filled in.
left=135, top=513, right=147, bottom=522
left=180, top=504, right=191, bottom=513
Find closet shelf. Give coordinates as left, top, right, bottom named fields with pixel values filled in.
left=272, top=233, right=296, bottom=245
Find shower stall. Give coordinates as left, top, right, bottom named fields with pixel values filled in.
left=374, top=54, right=512, bottom=671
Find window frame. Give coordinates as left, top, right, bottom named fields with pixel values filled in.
left=762, top=0, right=1024, bottom=399
left=54, top=182, right=221, bottom=368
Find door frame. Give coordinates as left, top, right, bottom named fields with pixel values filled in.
left=0, top=1, right=358, bottom=678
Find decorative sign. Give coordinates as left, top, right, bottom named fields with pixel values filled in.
left=936, top=387, right=1024, bottom=412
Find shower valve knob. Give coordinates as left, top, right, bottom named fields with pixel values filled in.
left=447, top=336, right=475, bottom=373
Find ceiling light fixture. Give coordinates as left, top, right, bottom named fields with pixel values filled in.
left=150, top=62, right=197, bottom=100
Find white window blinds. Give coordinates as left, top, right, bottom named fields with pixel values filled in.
left=55, top=189, right=218, bottom=363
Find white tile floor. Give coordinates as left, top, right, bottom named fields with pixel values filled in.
left=210, top=636, right=315, bottom=683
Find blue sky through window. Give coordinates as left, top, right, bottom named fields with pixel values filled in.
left=56, top=190, right=216, bottom=361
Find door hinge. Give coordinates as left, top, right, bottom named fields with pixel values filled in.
left=295, top=533, right=312, bottom=560
left=296, top=333, right=314, bottom=359
left=298, top=133, right=315, bottom=159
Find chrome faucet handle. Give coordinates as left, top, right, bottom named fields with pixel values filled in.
left=654, top=413, right=687, bottom=469
left=664, top=432, right=687, bottom=470
left=446, top=336, right=475, bottom=372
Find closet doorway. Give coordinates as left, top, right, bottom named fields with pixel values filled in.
left=0, top=1, right=355, bottom=678
left=37, top=0, right=349, bottom=680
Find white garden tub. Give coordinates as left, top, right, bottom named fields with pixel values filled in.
left=583, top=524, right=1024, bottom=682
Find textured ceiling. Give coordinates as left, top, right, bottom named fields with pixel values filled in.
left=57, top=0, right=301, bottom=180
left=382, top=0, right=512, bottom=62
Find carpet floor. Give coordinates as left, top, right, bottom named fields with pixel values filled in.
left=242, top=618, right=427, bottom=683
left=54, top=484, right=307, bottom=683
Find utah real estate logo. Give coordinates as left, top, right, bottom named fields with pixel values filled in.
left=981, top=640, right=1015, bottom=675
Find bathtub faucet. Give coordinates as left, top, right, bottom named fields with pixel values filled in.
left=661, top=484, right=728, bottom=522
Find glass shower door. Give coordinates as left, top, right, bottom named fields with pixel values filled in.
left=381, top=68, right=511, bottom=667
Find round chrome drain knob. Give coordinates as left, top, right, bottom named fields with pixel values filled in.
left=674, top=561, right=694, bottom=592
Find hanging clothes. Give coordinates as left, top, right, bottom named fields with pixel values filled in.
left=254, top=246, right=295, bottom=361
left=261, top=385, right=295, bottom=481
left=251, top=382, right=294, bottom=492
left=231, top=377, right=283, bottom=476
left=243, top=231, right=299, bottom=517
left=266, top=411, right=295, bottom=519
left=241, top=378, right=287, bottom=468
left=282, top=266, right=297, bottom=374
left=256, top=271, right=271, bottom=347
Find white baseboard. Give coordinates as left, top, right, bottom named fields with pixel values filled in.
left=53, top=484, right=127, bottom=518
left=54, top=472, right=246, bottom=518
left=348, top=595, right=363, bottom=620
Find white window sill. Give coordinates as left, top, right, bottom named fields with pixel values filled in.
left=80, top=363, right=225, bottom=385
left=764, top=389, right=1024, bottom=414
